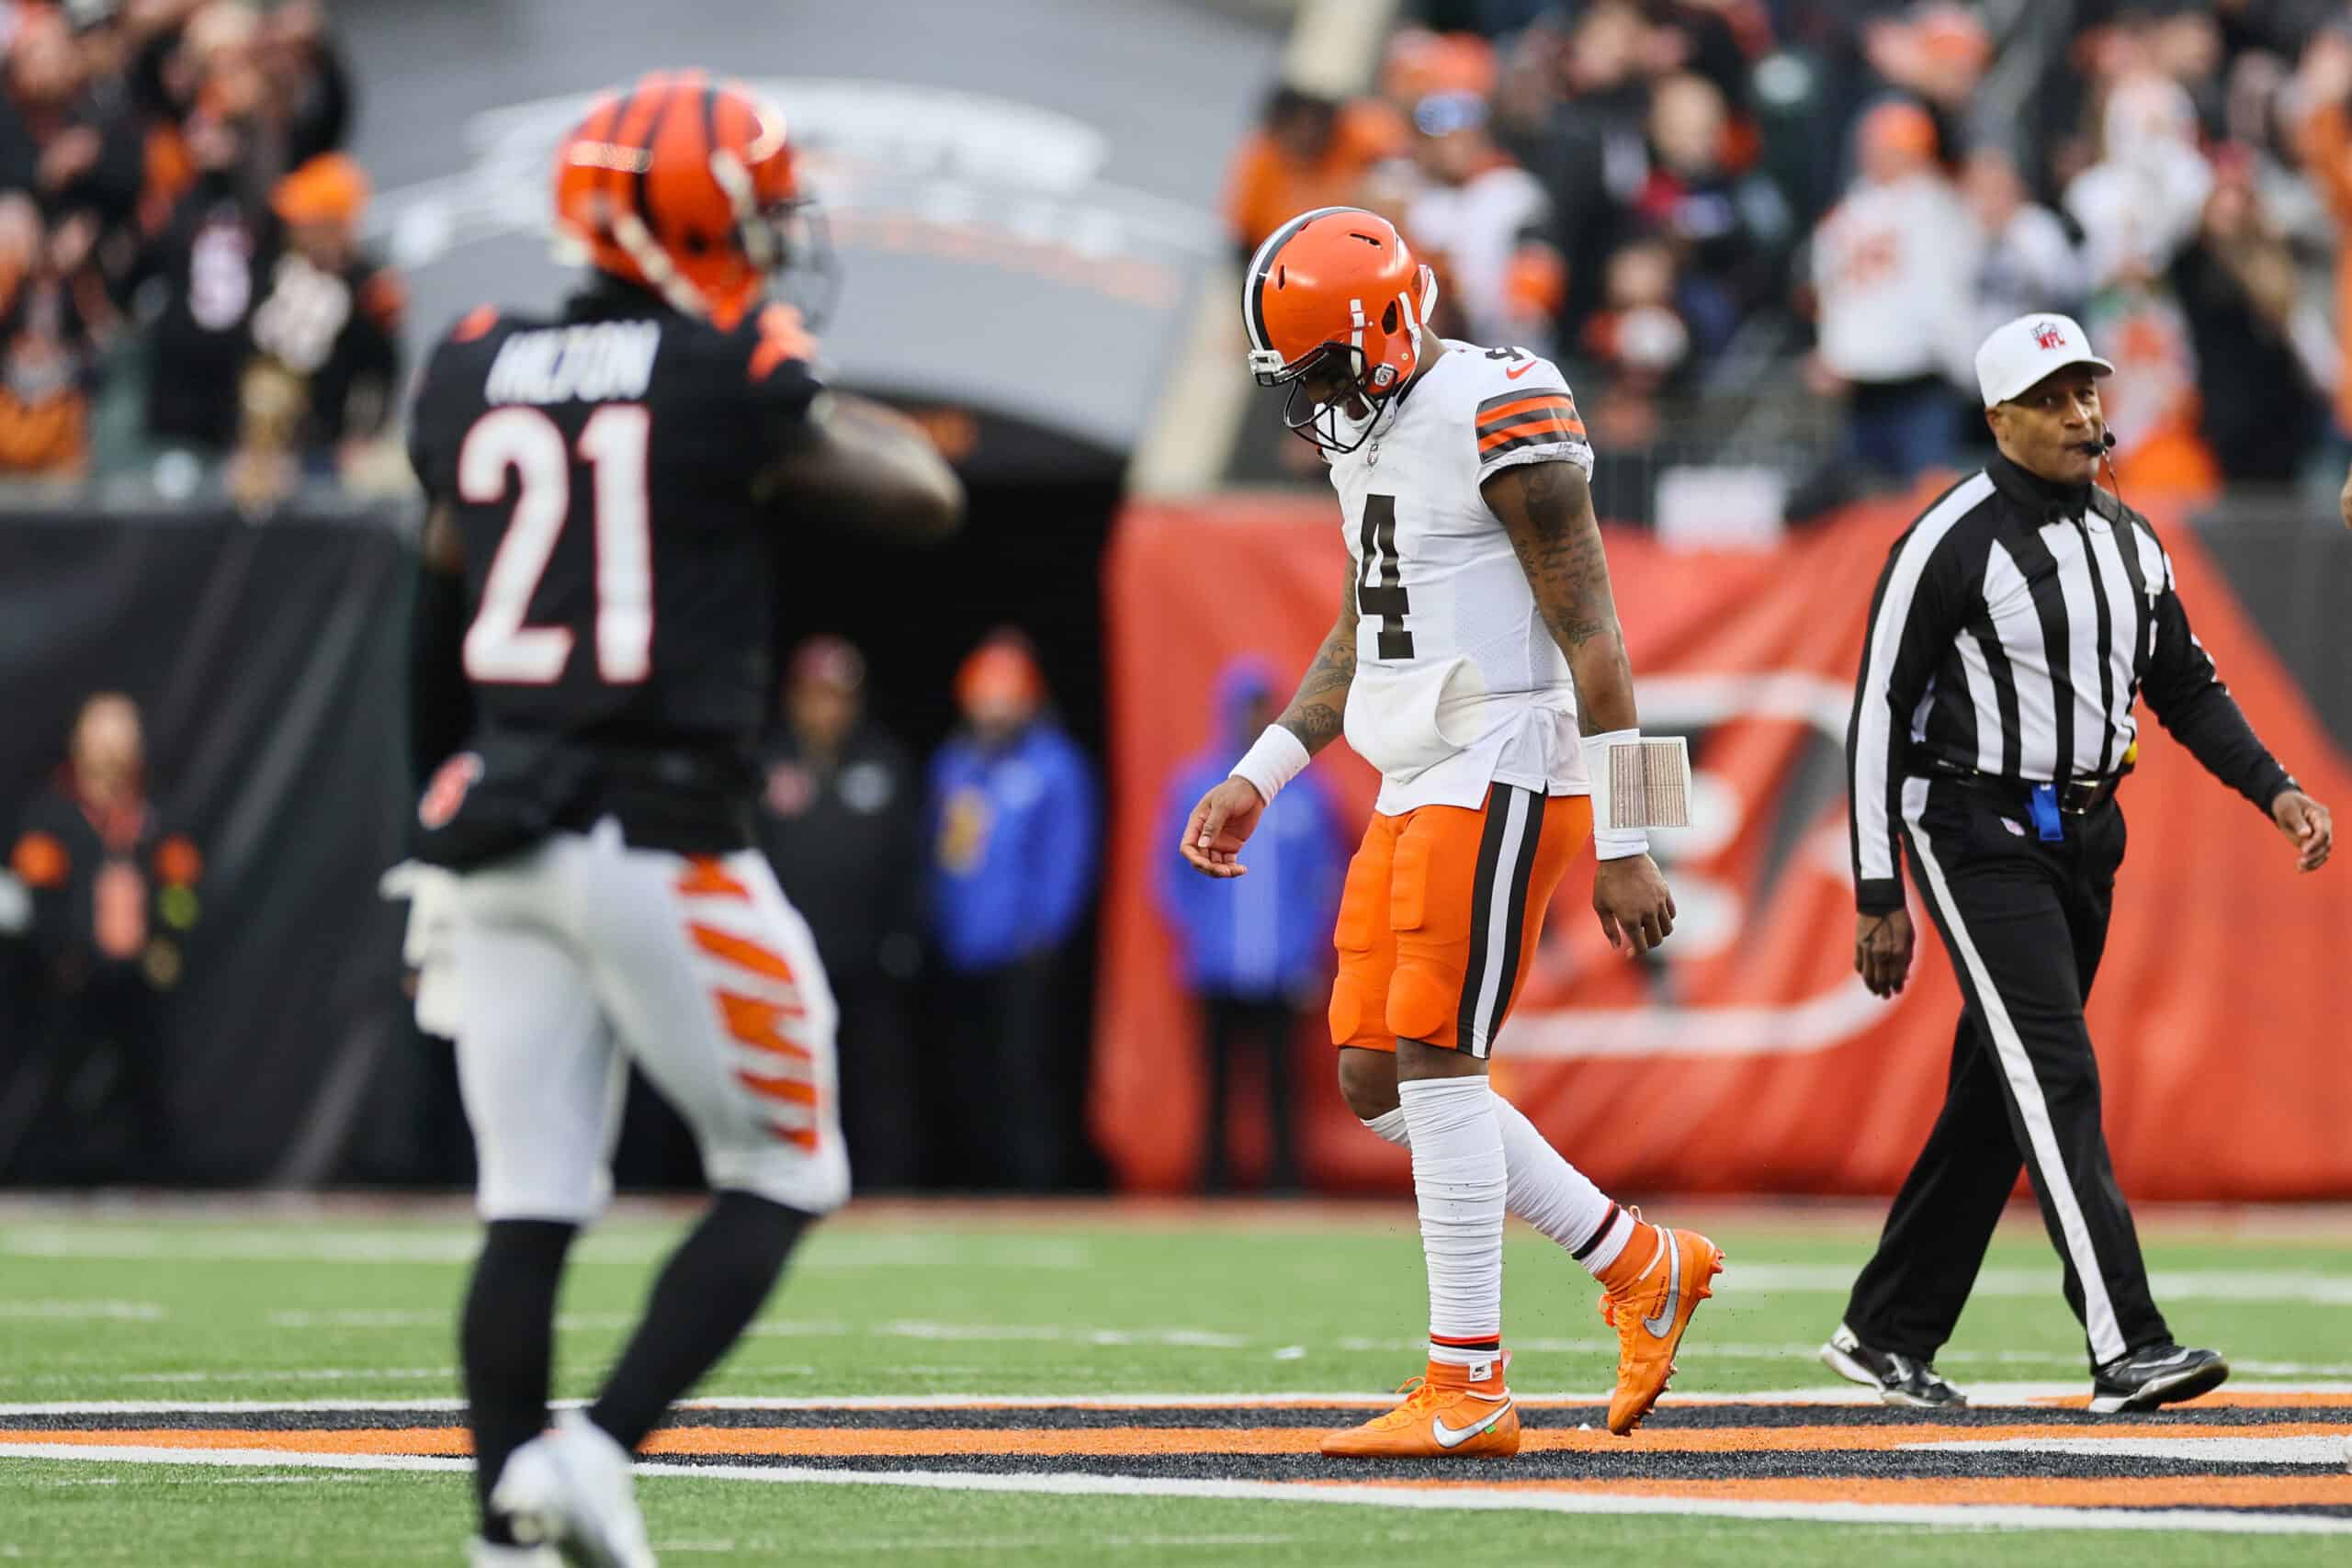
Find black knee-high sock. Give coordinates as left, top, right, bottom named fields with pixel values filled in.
left=461, top=1219, right=576, bottom=1542
left=587, top=1190, right=811, bottom=1449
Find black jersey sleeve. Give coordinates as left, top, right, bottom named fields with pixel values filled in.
left=405, top=306, right=502, bottom=498
left=2135, top=524, right=2293, bottom=813
left=737, top=302, right=826, bottom=450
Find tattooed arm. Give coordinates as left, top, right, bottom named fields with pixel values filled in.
left=1483, top=458, right=1676, bottom=953
left=1482, top=458, right=1635, bottom=733
left=1273, top=567, right=1360, bottom=756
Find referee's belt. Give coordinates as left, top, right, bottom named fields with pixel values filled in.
left=1931, top=762, right=2128, bottom=817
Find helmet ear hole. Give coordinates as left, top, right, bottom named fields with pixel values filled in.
left=1381, top=301, right=1398, bottom=333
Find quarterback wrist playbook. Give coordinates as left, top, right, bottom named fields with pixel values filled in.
left=1583, top=728, right=1690, bottom=859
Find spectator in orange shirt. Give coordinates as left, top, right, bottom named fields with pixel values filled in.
left=0, top=194, right=101, bottom=478
left=1222, top=85, right=1405, bottom=258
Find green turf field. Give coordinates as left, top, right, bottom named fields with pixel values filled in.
left=1, top=1200, right=2346, bottom=1565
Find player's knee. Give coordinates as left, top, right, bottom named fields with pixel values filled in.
left=1335, top=1046, right=1399, bottom=1121
left=704, top=1135, right=851, bottom=1218
left=1385, top=964, right=1455, bottom=1048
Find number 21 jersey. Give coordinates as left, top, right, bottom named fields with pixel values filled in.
left=406, top=282, right=823, bottom=747
left=1327, top=340, right=1598, bottom=815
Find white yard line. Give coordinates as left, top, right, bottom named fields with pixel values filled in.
left=0, top=1300, right=164, bottom=1321
left=1915, top=1436, right=2352, bottom=1466
left=260, top=1309, right=851, bottom=1335
left=257, top=1311, right=1247, bottom=1348
left=661, top=1535, right=1295, bottom=1555
left=230, top=1308, right=2352, bottom=1378
left=1723, top=1264, right=2352, bottom=1304
left=0, top=1228, right=1084, bottom=1270
left=1338, top=1336, right=2352, bottom=1377
left=114, top=1368, right=457, bottom=1387
left=0, top=1445, right=2340, bottom=1535
left=4, top=1382, right=2346, bottom=1417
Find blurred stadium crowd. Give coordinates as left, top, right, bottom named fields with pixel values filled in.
left=1227, top=0, right=2352, bottom=504
left=0, top=0, right=397, bottom=501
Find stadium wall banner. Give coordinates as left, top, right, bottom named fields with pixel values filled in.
left=0, top=509, right=416, bottom=1184
left=1095, top=491, right=2352, bottom=1200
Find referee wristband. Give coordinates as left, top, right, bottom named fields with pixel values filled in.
left=1230, top=725, right=1311, bottom=806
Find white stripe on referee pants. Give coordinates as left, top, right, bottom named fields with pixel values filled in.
left=1465, top=787, right=1535, bottom=1058
left=1900, top=776, right=2125, bottom=1365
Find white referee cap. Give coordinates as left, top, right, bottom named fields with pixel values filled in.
left=1975, top=313, right=2113, bottom=407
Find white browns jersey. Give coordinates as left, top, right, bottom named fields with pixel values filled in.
left=1327, top=339, right=1597, bottom=815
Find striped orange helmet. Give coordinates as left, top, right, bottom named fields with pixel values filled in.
left=1242, top=207, right=1438, bottom=453
left=553, top=71, right=834, bottom=330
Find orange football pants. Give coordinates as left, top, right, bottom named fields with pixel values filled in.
left=1327, top=784, right=1591, bottom=1058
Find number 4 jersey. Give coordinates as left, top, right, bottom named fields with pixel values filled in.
left=406, top=282, right=823, bottom=748
left=1330, top=340, right=1598, bottom=815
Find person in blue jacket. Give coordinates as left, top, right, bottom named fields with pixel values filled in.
left=927, top=630, right=1099, bottom=1190
left=1156, top=658, right=1346, bottom=1192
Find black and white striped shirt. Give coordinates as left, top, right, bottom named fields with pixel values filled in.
left=1849, top=453, right=2291, bottom=915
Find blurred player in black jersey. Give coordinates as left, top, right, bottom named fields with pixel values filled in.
left=401, top=72, right=961, bottom=1568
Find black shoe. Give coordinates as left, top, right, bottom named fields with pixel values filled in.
left=1820, top=1322, right=1967, bottom=1408
left=2088, top=1343, right=2228, bottom=1414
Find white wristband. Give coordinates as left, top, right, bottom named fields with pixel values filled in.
left=1231, top=724, right=1311, bottom=806
left=1593, top=826, right=1652, bottom=861
left=1583, top=728, right=1651, bottom=861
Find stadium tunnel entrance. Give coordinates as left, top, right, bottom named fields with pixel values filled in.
left=608, top=403, right=1129, bottom=1193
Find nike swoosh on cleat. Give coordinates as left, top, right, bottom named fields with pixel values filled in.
left=1642, top=1229, right=1680, bottom=1338
left=1430, top=1404, right=1511, bottom=1449
left=1504, top=359, right=1538, bottom=379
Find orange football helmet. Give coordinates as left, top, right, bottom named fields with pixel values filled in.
left=1242, top=206, right=1438, bottom=452
left=553, top=71, right=834, bottom=330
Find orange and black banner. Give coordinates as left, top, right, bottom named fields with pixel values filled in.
left=1094, top=492, right=2352, bottom=1199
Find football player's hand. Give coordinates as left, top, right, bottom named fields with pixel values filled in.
left=1856, top=908, right=1915, bottom=998
left=2272, top=789, right=2334, bottom=873
left=1593, top=853, right=1675, bottom=955
left=2338, top=464, right=2352, bottom=530
left=1181, top=777, right=1267, bottom=878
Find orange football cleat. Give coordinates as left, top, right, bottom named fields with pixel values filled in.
left=1320, top=1359, right=1520, bottom=1459
left=1596, top=1213, right=1724, bottom=1435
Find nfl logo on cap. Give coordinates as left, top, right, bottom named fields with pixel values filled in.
left=1975, top=312, right=2116, bottom=407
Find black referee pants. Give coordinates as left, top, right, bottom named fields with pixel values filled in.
left=1844, top=777, right=2169, bottom=1371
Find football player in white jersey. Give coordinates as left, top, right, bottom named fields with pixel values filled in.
left=1180, top=207, right=1722, bottom=1453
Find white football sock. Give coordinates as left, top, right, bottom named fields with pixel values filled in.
left=1363, top=1093, right=1625, bottom=1281
left=1579, top=1205, right=1640, bottom=1276
left=1396, top=1077, right=1505, bottom=1370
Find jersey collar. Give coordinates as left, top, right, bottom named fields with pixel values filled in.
left=1985, top=447, right=2093, bottom=524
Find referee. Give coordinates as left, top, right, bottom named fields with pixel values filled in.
left=1826, top=313, right=2335, bottom=1413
